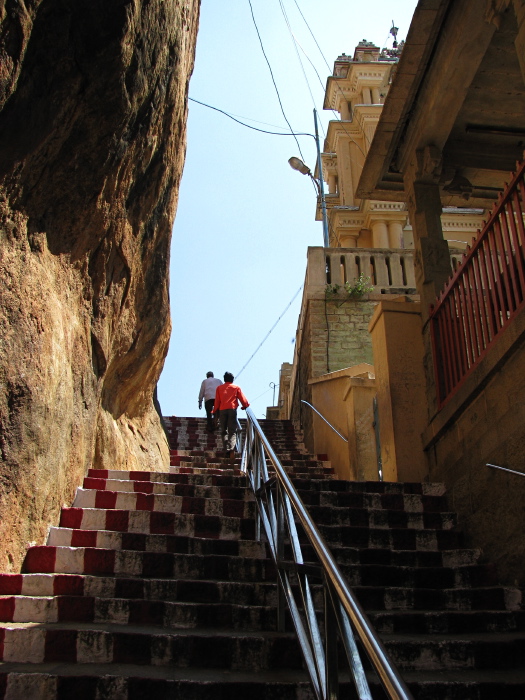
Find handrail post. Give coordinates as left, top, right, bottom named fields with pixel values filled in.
left=276, top=482, right=286, bottom=633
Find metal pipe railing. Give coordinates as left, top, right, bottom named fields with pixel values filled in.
left=487, top=463, right=525, bottom=477
left=301, top=400, right=348, bottom=442
left=241, top=407, right=412, bottom=700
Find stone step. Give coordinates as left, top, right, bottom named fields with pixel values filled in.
left=369, top=609, right=525, bottom=634
left=304, top=505, right=456, bottom=530
left=0, top=665, right=313, bottom=700
left=90, top=470, right=249, bottom=488
left=6, top=663, right=525, bottom=699
left=337, top=563, right=490, bottom=589
left=72, top=488, right=257, bottom=518
left=298, top=490, right=448, bottom=512
left=318, top=544, right=481, bottom=568
left=47, top=529, right=266, bottom=557
left=3, top=624, right=525, bottom=674
left=59, top=508, right=256, bottom=539
left=292, top=479, right=446, bottom=496
left=382, top=632, right=525, bottom=672
left=352, top=585, right=521, bottom=611
left=170, top=466, right=245, bottom=477
left=0, top=574, right=279, bottom=606
left=83, top=477, right=254, bottom=501
left=0, top=625, right=303, bottom=670
left=0, top=595, right=278, bottom=631
left=21, top=547, right=275, bottom=580
left=315, top=523, right=464, bottom=550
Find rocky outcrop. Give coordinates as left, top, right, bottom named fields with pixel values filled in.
left=0, top=0, right=200, bottom=572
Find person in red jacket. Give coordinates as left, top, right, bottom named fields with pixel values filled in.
left=212, top=372, right=250, bottom=456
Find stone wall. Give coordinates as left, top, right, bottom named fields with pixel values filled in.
left=0, top=0, right=200, bottom=572
left=315, top=297, right=376, bottom=376
left=290, top=294, right=377, bottom=453
left=423, top=305, right=525, bottom=585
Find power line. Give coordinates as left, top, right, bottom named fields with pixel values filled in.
left=247, top=0, right=306, bottom=160
left=278, top=0, right=324, bottom=138
left=189, top=97, right=314, bottom=139
left=252, top=387, right=272, bottom=402
left=292, top=0, right=332, bottom=72
left=290, top=0, right=368, bottom=158
left=236, top=285, right=303, bottom=379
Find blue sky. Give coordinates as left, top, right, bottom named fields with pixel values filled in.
left=158, top=0, right=418, bottom=420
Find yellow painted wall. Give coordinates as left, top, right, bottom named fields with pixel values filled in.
left=369, top=297, right=429, bottom=482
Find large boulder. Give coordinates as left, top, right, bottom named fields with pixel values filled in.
left=0, top=0, right=200, bottom=571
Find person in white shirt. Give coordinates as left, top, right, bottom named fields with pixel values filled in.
left=198, top=371, right=222, bottom=431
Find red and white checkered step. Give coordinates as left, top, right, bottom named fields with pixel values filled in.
left=47, top=527, right=265, bottom=555
left=57, top=508, right=256, bottom=539
left=20, top=545, right=272, bottom=578
left=73, top=488, right=256, bottom=518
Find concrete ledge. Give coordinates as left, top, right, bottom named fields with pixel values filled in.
left=308, top=364, right=375, bottom=385
left=368, top=295, right=423, bottom=333
left=422, top=303, right=525, bottom=450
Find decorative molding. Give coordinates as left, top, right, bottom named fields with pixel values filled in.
left=416, top=144, right=442, bottom=182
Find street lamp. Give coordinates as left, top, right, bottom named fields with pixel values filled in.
left=288, top=109, right=330, bottom=248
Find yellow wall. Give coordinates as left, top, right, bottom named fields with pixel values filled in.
left=309, top=364, right=379, bottom=481
left=369, top=297, right=429, bottom=482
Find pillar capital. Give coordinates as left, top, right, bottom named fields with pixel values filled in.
left=403, top=176, right=451, bottom=319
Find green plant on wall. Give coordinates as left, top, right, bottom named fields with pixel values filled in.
left=325, top=273, right=374, bottom=299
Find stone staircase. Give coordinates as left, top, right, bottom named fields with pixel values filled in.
left=0, top=417, right=523, bottom=698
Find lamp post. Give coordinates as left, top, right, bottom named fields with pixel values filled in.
left=288, top=108, right=330, bottom=248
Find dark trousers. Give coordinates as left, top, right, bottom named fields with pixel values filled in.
left=204, top=398, right=215, bottom=430
left=219, top=408, right=238, bottom=451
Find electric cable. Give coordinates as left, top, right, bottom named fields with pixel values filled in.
left=292, top=0, right=332, bottom=72
left=189, top=98, right=315, bottom=139
left=278, top=0, right=324, bottom=138
left=236, top=285, right=303, bottom=379
left=248, top=0, right=306, bottom=160
left=252, top=387, right=273, bottom=402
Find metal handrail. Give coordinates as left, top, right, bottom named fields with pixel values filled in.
left=241, top=406, right=412, bottom=700
left=487, top=463, right=525, bottom=477
left=301, top=400, right=348, bottom=442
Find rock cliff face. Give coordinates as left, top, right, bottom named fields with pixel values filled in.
left=0, top=0, right=200, bottom=572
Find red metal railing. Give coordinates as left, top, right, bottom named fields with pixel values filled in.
left=430, top=160, right=525, bottom=408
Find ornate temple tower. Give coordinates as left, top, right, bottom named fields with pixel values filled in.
left=319, top=40, right=484, bottom=250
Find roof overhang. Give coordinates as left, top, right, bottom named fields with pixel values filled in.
left=356, top=0, right=525, bottom=208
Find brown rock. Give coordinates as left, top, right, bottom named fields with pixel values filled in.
left=0, top=0, right=200, bottom=572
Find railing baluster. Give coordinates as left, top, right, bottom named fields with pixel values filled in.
left=325, top=581, right=340, bottom=700
left=500, top=204, right=520, bottom=309
left=494, top=218, right=514, bottom=317
left=506, top=197, right=525, bottom=303
left=276, top=482, right=286, bottom=633
left=471, top=254, right=489, bottom=352
left=478, top=237, right=497, bottom=341
left=429, top=160, right=525, bottom=406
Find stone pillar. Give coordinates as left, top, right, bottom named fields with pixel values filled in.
left=339, top=101, right=351, bottom=121
left=339, top=231, right=359, bottom=247
left=362, top=87, right=372, bottom=104
left=388, top=221, right=404, bottom=248
left=328, top=173, right=337, bottom=194
left=404, top=177, right=451, bottom=320
left=305, top=247, right=328, bottom=293
left=369, top=298, right=429, bottom=482
left=371, top=220, right=389, bottom=248
left=371, top=87, right=380, bottom=104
